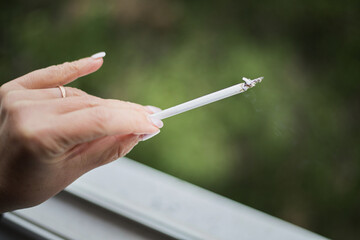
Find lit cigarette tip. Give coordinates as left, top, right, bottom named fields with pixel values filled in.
left=242, top=76, right=263, bottom=88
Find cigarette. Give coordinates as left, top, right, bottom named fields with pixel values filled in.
left=151, top=77, right=263, bottom=120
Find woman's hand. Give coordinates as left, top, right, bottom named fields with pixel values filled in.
left=0, top=53, right=163, bottom=213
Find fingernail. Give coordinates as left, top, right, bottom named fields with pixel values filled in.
left=141, top=130, right=160, bottom=141
left=146, top=105, right=162, bottom=114
left=148, top=115, right=163, bottom=128
left=91, top=51, right=106, bottom=59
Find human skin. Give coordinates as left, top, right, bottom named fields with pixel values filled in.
left=0, top=54, right=163, bottom=213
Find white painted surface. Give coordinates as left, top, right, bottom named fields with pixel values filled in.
left=67, top=158, right=327, bottom=240
left=9, top=158, right=328, bottom=240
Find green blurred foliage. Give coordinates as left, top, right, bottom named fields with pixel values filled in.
left=1, top=0, right=359, bottom=239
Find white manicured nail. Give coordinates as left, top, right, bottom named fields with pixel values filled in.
left=146, top=105, right=162, bottom=114
left=141, top=130, right=160, bottom=141
left=148, top=116, right=164, bottom=128
left=91, top=52, right=106, bottom=59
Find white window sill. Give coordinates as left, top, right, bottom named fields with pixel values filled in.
left=2, top=158, right=328, bottom=240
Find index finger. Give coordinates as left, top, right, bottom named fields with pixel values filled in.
left=13, top=53, right=105, bottom=90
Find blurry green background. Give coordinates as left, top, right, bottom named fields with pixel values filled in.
left=1, top=0, right=359, bottom=239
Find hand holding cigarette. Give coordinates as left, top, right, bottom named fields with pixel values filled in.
left=0, top=53, right=163, bottom=212
left=0, top=49, right=261, bottom=213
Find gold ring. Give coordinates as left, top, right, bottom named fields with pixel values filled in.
left=58, top=86, right=66, bottom=98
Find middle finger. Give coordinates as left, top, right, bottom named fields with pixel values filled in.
left=23, top=96, right=154, bottom=114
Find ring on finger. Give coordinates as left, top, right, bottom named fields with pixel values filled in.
left=58, top=85, right=67, bottom=98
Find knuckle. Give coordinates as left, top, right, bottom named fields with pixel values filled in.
left=18, top=125, right=39, bottom=144
left=124, top=101, right=137, bottom=108
left=0, top=88, right=6, bottom=101
left=103, top=99, right=120, bottom=107
left=56, top=64, right=67, bottom=77
left=46, top=65, right=59, bottom=76
left=81, top=95, right=100, bottom=108
left=92, top=107, right=111, bottom=132
left=6, top=103, right=36, bottom=139
left=63, top=62, right=81, bottom=77
left=51, top=62, right=80, bottom=80
left=44, top=65, right=64, bottom=82
left=1, top=100, right=64, bottom=157
left=2, top=99, right=25, bottom=117
left=12, top=113, right=37, bottom=140
left=0, top=91, right=14, bottom=109
left=12, top=121, right=38, bottom=149
left=0, top=83, right=11, bottom=101
left=67, top=87, right=86, bottom=97
left=123, top=101, right=146, bottom=111
left=139, top=111, right=151, bottom=123
left=121, top=101, right=134, bottom=108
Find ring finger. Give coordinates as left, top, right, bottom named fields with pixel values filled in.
left=4, top=87, right=87, bottom=102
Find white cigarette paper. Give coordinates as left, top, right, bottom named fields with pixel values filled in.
left=151, top=77, right=263, bottom=120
